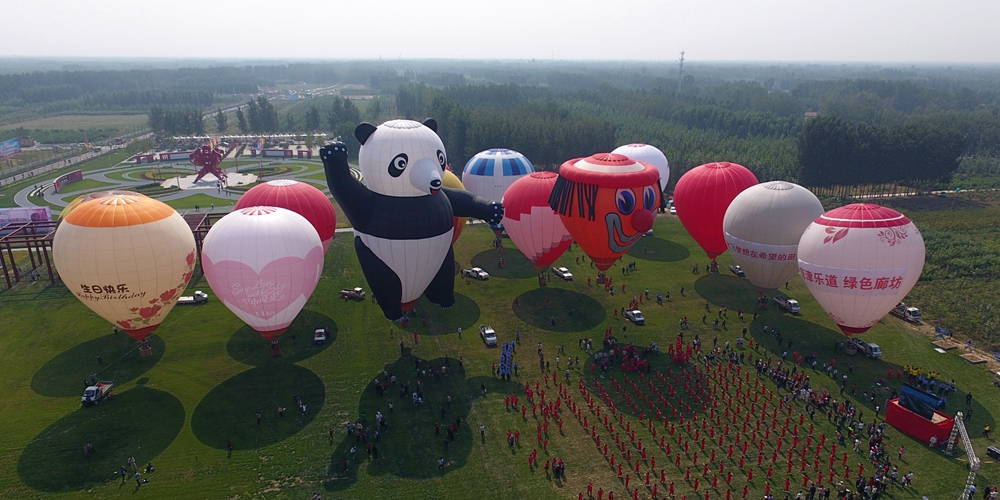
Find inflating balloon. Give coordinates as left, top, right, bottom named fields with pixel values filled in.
left=797, top=203, right=925, bottom=336
left=549, top=153, right=661, bottom=271
left=673, top=162, right=758, bottom=259
left=201, top=206, right=324, bottom=340
left=612, top=144, right=670, bottom=193
left=234, top=179, right=337, bottom=251
left=502, top=171, right=573, bottom=273
left=53, top=194, right=196, bottom=342
left=320, top=119, right=503, bottom=321
left=723, top=181, right=824, bottom=292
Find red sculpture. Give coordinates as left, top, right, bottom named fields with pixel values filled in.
left=189, top=146, right=227, bottom=184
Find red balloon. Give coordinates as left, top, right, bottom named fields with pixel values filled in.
left=673, top=162, right=758, bottom=259
left=549, top=153, right=660, bottom=271
left=502, top=171, right=573, bottom=272
left=235, top=179, right=337, bottom=251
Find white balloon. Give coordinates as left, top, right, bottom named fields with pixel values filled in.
left=612, top=143, right=670, bottom=193
left=723, top=181, right=825, bottom=291
left=797, top=203, right=925, bottom=336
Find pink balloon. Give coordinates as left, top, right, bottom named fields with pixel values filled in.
left=202, top=207, right=324, bottom=340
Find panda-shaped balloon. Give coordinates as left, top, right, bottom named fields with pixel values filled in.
left=320, top=119, right=503, bottom=321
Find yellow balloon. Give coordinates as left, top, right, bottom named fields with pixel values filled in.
left=53, top=194, right=197, bottom=341
left=442, top=169, right=468, bottom=243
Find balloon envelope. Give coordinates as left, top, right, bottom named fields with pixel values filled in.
left=674, top=162, right=759, bottom=259
left=462, top=148, right=535, bottom=204
left=441, top=169, right=468, bottom=243
left=53, top=194, right=197, bottom=341
left=202, top=206, right=325, bottom=340
left=60, top=190, right=140, bottom=220
left=797, top=203, right=925, bottom=336
left=612, top=144, right=669, bottom=193
left=549, top=153, right=660, bottom=271
left=502, top=171, right=573, bottom=272
left=234, top=179, right=337, bottom=251
left=723, top=181, right=825, bottom=291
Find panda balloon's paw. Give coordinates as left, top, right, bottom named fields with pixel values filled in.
left=486, top=202, right=504, bottom=225
left=319, top=142, right=349, bottom=168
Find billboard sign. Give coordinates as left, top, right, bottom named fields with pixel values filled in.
left=0, top=207, right=52, bottom=228
left=0, top=138, right=21, bottom=159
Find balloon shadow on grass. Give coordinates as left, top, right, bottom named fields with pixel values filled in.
left=17, top=387, right=184, bottom=492
left=694, top=273, right=760, bottom=311
left=513, top=287, right=606, bottom=332
left=470, top=249, right=537, bottom=280
left=627, top=236, right=690, bottom=262
left=226, top=310, right=337, bottom=366
left=323, top=354, right=516, bottom=491
left=410, top=293, right=480, bottom=336
left=32, top=334, right=165, bottom=397
left=191, top=364, right=325, bottom=450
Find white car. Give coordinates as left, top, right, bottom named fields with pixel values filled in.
left=314, top=328, right=329, bottom=344
left=552, top=267, right=573, bottom=280
left=669, top=206, right=677, bottom=215
left=624, top=309, right=645, bottom=325
left=479, top=325, right=498, bottom=346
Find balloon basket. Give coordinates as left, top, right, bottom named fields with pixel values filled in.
left=596, top=273, right=607, bottom=285
left=139, top=346, right=152, bottom=358
left=271, top=341, right=281, bottom=357
left=538, top=274, right=547, bottom=287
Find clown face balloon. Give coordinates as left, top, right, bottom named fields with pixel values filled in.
left=548, top=153, right=661, bottom=271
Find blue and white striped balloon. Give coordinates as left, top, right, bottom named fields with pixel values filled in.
left=462, top=148, right=535, bottom=205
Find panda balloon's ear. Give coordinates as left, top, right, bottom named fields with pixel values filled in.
left=422, top=118, right=438, bottom=133
left=355, top=123, right=377, bottom=145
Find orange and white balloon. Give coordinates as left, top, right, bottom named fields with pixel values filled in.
left=53, top=194, right=197, bottom=341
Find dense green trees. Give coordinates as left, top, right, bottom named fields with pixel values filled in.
left=147, top=106, right=204, bottom=136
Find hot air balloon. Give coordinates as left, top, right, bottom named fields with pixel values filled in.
left=442, top=169, right=468, bottom=244
left=797, top=203, right=925, bottom=336
left=201, top=206, right=325, bottom=341
left=234, top=179, right=337, bottom=251
left=502, top=171, right=573, bottom=273
left=612, top=144, right=670, bottom=193
left=673, top=162, right=758, bottom=260
left=463, top=149, right=534, bottom=235
left=549, top=153, right=661, bottom=273
left=60, top=190, right=140, bottom=220
left=723, top=181, right=825, bottom=292
left=53, top=194, right=197, bottom=344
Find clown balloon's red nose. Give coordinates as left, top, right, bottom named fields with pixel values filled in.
left=632, top=209, right=654, bottom=232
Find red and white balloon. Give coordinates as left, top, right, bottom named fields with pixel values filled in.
left=501, top=171, right=573, bottom=272
left=797, top=203, right=925, bottom=336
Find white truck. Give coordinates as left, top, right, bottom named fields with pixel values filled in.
left=773, top=295, right=800, bottom=314
left=82, top=381, right=113, bottom=406
left=890, top=302, right=922, bottom=324
left=177, top=291, right=209, bottom=305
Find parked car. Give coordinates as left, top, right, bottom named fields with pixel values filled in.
left=462, top=267, right=490, bottom=280
left=314, top=327, right=329, bottom=344
left=729, top=265, right=745, bottom=277
left=890, top=302, right=922, bottom=324
left=669, top=206, right=677, bottom=215
left=643, top=229, right=654, bottom=236
left=479, top=325, right=498, bottom=346
left=82, top=381, right=113, bottom=406
left=552, top=267, right=574, bottom=280
left=624, top=309, right=645, bottom=325
left=340, top=287, right=366, bottom=300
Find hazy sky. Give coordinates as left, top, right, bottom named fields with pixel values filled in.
left=5, top=0, right=999, bottom=63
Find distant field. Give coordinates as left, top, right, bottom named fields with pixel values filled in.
left=0, top=114, right=146, bottom=131
left=53, top=178, right=114, bottom=194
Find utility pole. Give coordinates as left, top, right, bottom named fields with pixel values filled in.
left=676, top=51, right=685, bottom=96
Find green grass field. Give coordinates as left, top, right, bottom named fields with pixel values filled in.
left=0, top=215, right=997, bottom=499
left=54, top=178, right=115, bottom=194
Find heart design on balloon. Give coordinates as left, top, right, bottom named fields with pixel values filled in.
left=203, top=247, right=324, bottom=320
